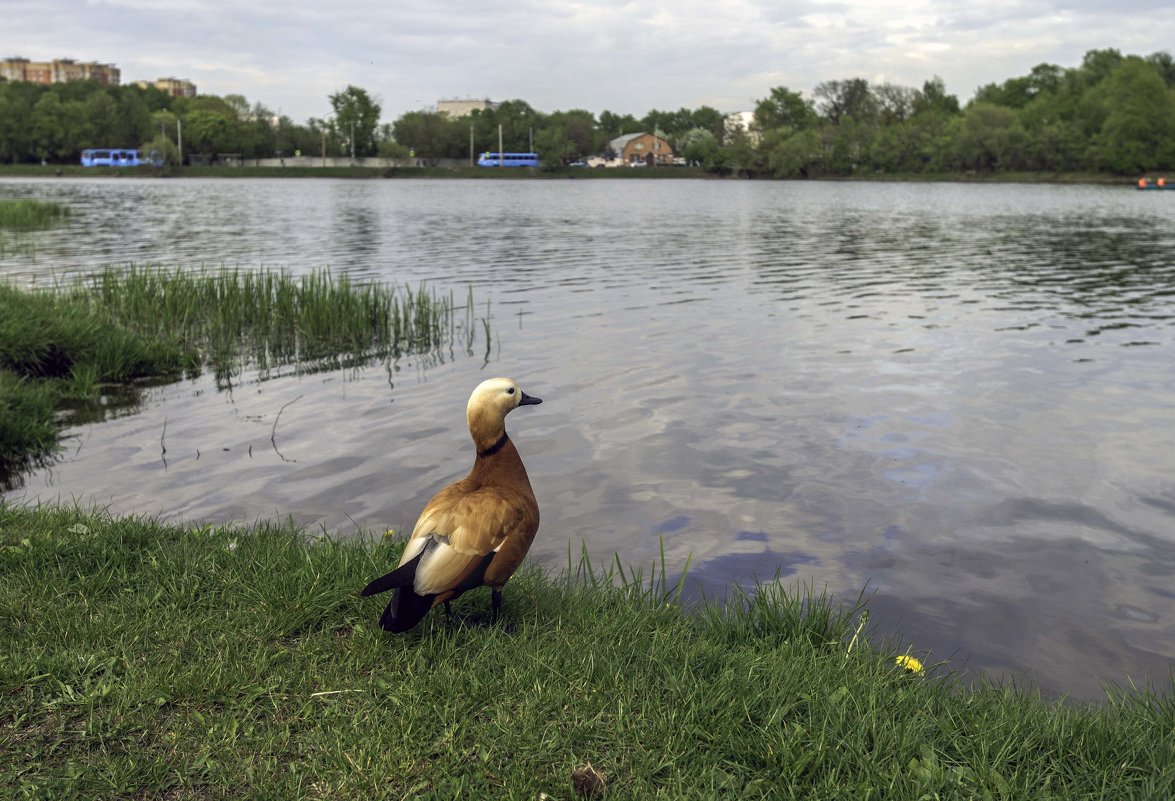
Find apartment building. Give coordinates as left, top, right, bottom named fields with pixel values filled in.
left=146, top=77, right=198, bottom=97
left=1, top=57, right=120, bottom=86
left=437, top=98, right=498, bottom=117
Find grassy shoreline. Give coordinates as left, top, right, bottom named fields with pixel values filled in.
left=0, top=163, right=1141, bottom=184
left=1, top=503, right=1171, bottom=799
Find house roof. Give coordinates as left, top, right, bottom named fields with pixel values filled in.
left=608, top=133, right=646, bottom=151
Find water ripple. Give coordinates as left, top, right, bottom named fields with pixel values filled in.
left=4, top=177, right=1175, bottom=699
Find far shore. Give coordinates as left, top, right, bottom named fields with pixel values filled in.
left=0, top=163, right=1142, bottom=185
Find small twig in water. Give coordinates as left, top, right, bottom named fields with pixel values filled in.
left=271, top=394, right=304, bottom=463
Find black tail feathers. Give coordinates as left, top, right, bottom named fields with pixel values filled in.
left=360, top=551, right=423, bottom=597
left=379, top=588, right=436, bottom=633
left=362, top=549, right=436, bottom=633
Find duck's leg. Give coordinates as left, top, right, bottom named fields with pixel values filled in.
left=491, top=588, right=503, bottom=624
left=444, top=600, right=455, bottom=626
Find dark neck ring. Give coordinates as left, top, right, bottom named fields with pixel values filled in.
left=478, top=432, right=510, bottom=458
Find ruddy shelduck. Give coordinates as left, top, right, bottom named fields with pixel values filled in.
left=361, top=377, right=542, bottom=632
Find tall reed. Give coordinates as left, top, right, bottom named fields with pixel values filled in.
left=0, top=199, right=69, bottom=230
left=74, top=266, right=476, bottom=375
left=0, top=267, right=490, bottom=487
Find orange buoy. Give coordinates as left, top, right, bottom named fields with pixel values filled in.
left=1160, top=177, right=1167, bottom=188
left=1138, top=177, right=1148, bottom=188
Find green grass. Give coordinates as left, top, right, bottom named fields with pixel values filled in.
left=0, top=372, right=58, bottom=479
left=1, top=504, right=1171, bottom=800
left=0, top=282, right=196, bottom=484
left=0, top=199, right=70, bottom=231
left=0, top=269, right=487, bottom=487
left=77, top=266, right=476, bottom=373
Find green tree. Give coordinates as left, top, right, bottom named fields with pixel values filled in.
left=1077, top=48, right=1125, bottom=89
left=31, top=93, right=68, bottom=161
left=1146, top=51, right=1175, bottom=88
left=754, top=87, right=816, bottom=133
left=183, top=109, right=236, bottom=155
left=914, top=77, right=960, bottom=117
left=824, top=116, right=875, bottom=173
left=83, top=91, right=121, bottom=146
left=222, top=94, right=251, bottom=120
left=951, top=103, right=1026, bottom=171
left=479, top=99, right=543, bottom=153
left=874, top=83, right=919, bottom=125
left=1094, top=57, right=1174, bottom=172
left=392, top=111, right=464, bottom=161
left=681, top=129, right=733, bottom=173
left=813, top=78, right=878, bottom=125
left=376, top=139, right=410, bottom=159
left=763, top=128, right=822, bottom=177
left=140, top=132, right=179, bottom=166
left=543, top=109, right=599, bottom=158
left=974, top=65, right=1062, bottom=109
left=534, top=126, right=575, bottom=169
left=329, top=85, right=382, bottom=158
left=598, top=110, right=640, bottom=141
left=690, top=106, right=726, bottom=140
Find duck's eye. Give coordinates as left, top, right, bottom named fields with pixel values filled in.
left=506, top=387, right=516, bottom=395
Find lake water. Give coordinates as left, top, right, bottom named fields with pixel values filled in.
left=3, top=176, right=1174, bottom=700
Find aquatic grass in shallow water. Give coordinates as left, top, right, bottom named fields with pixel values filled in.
left=0, top=283, right=198, bottom=383
left=0, top=199, right=69, bottom=231
left=0, top=268, right=490, bottom=488
left=0, top=373, right=57, bottom=479
left=76, top=266, right=476, bottom=376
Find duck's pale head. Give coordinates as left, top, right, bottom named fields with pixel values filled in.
left=466, top=377, right=541, bottom=448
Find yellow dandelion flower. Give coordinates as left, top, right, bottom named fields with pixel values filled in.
left=896, top=654, right=925, bottom=676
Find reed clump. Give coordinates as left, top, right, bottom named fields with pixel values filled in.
left=0, top=268, right=486, bottom=487
left=1, top=504, right=1171, bottom=800
left=77, top=266, right=465, bottom=372
left=0, top=283, right=196, bottom=484
left=0, top=199, right=70, bottom=230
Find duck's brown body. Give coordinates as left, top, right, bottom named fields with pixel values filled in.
left=361, top=378, right=542, bottom=632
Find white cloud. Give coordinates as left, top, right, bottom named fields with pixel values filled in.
left=4, top=0, right=1174, bottom=121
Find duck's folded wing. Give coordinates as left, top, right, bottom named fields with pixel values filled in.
left=409, top=487, right=530, bottom=595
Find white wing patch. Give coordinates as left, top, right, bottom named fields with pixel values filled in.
left=413, top=536, right=477, bottom=595
left=398, top=535, right=431, bottom=566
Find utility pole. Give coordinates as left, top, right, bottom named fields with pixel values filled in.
left=469, top=123, right=474, bottom=167
left=177, top=118, right=183, bottom=165
left=498, top=124, right=503, bottom=168
left=350, top=120, right=355, bottom=162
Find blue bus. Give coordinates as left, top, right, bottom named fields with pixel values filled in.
left=477, top=151, right=539, bottom=167
left=81, top=148, right=162, bottom=167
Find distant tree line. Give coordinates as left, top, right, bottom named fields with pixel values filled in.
left=1, top=48, right=1171, bottom=174
left=738, top=49, right=1175, bottom=177
left=0, top=80, right=387, bottom=166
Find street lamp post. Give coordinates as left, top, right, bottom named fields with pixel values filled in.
left=320, top=114, right=335, bottom=167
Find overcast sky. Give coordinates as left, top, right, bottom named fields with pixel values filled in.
left=5, top=1, right=1174, bottom=123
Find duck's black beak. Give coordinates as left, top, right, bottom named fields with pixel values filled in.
left=519, top=391, right=542, bottom=406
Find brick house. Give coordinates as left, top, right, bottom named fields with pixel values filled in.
left=608, top=132, right=675, bottom=165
